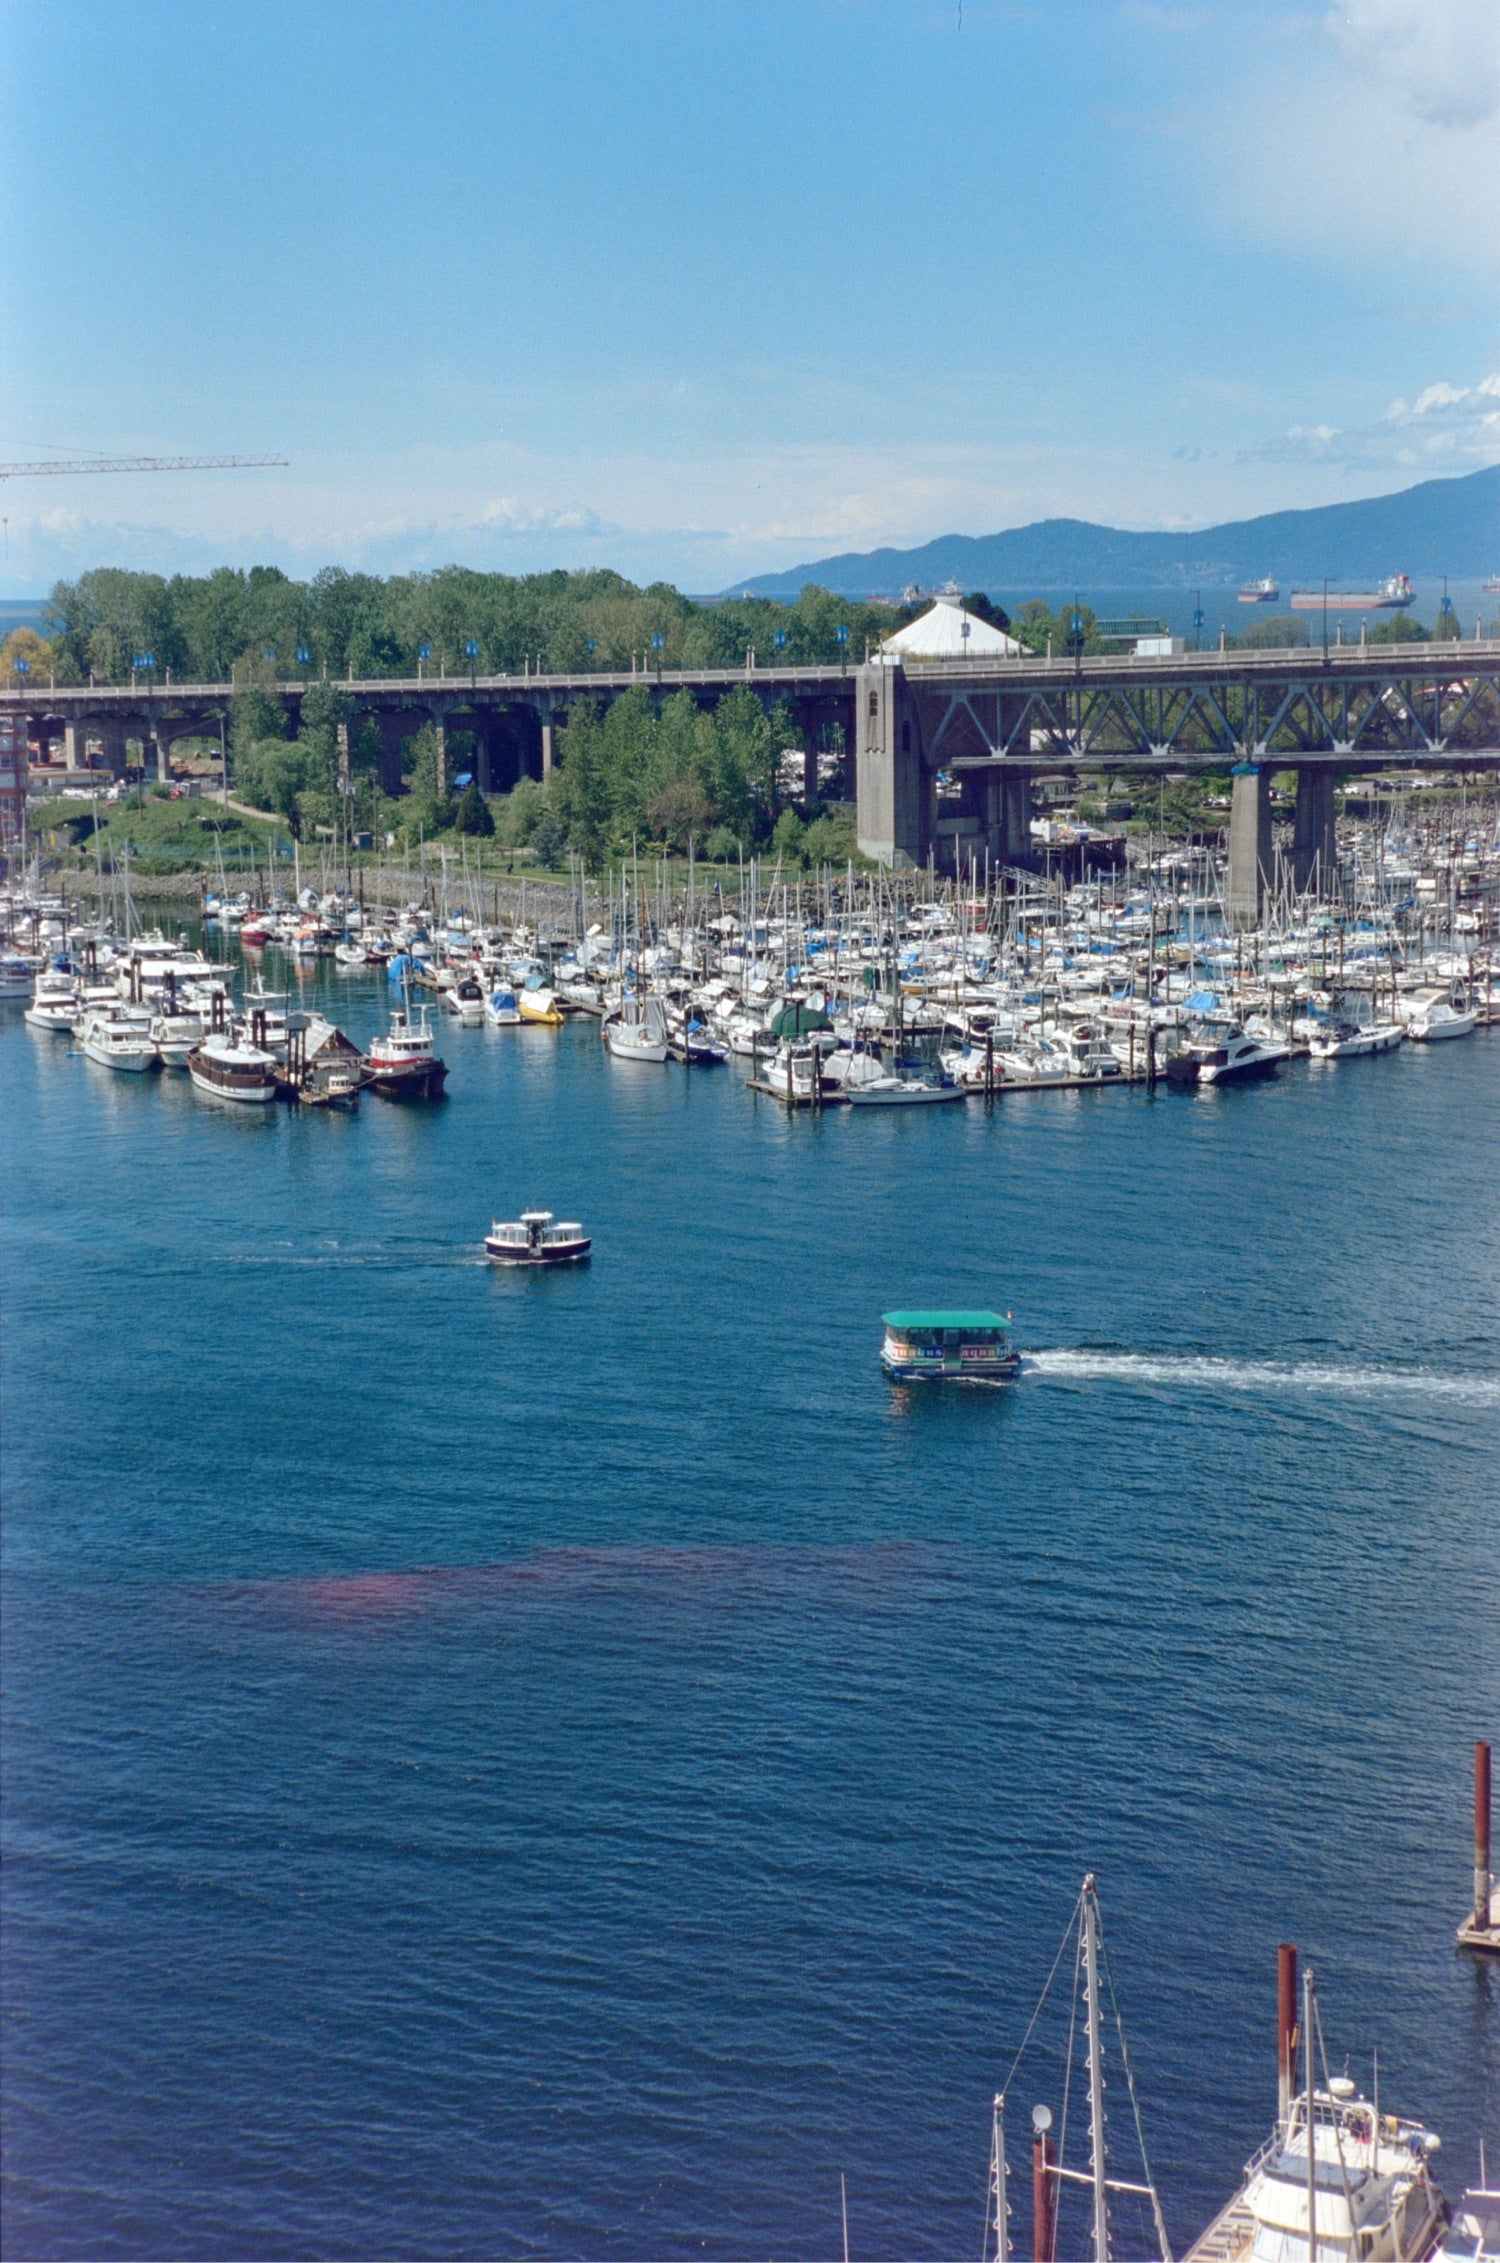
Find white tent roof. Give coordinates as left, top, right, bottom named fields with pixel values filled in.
left=878, top=596, right=1022, bottom=660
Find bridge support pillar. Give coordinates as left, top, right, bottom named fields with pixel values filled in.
left=94, top=723, right=128, bottom=777
left=991, top=767, right=1033, bottom=864
left=150, top=721, right=171, bottom=783
left=1227, top=762, right=1271, bottom=927
left=1292, top=767, right=1337, bottom=895
left=64, top=718, right=91, bottom=768
left=541, top=718, right=553, bottom=781
left=856, top=662, right=923, bottom=866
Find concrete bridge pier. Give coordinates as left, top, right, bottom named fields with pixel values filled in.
left=994, top=767, right=1033, bottom=864
left=1227, top=761, right=1271, bottom=927
left=856, top=662, right=924, bottom=867
left=1292, top=767, right=1338, bottom=895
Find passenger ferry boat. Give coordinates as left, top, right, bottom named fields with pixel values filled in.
left=880, top=1309, right=1020, bottom=1381
left=484, top=1210, right=591, bottom=1265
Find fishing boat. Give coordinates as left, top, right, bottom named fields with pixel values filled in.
left=1183, top=1947, right=1449, bottom=2263
left=484, top=1210, right=591, bottom=1265
left=880, top=1309, right=1020, bottom=1380
left=186, top=1034, right=279, bottom=1104
left=80, top=1005, right=158, bottom=1073
left=364, top=1005, right=447, bottom=1096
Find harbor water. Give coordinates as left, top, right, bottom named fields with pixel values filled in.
left=2, top=969, right=1498, bottom=2258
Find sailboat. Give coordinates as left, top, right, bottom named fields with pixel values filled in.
left=984, top=1876, right=1173, bottom=2263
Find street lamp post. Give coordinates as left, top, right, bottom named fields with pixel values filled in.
left=836, top=623, right=849, bottom=674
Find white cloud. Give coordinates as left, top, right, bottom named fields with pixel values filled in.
left=1193, top=1, right=1500, bottom=277
left=1242, top=368, right=1500, bottom=465
left=1330, top=0, right=1500, bottom=128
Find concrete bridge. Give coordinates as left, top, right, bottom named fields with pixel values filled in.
left=6, top=638, right=1498, bottom=921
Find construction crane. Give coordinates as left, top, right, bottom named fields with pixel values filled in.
left=0, top=454, right=288, bottom=479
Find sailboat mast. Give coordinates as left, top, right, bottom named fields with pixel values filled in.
left=1304, top=1966, right=1317, bottom=2263
left=1082, top=1875, right=1109, bottom=2263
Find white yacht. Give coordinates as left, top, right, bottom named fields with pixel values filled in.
left=150, top=1008, right=206, bottom=1067
left=80, top=1005, right=158, bottom=1073
left=0, top=953, right=36, bottom=1000
left=187, top=1034, right=280, bottom=1104
left=1169, top=1025, right=1289, bottom=1086
left=1308, top=1019, right=1405, bottom=1060
left=25, top=965, right=82, bottom=1033
left=484, top=985, right=522, bottom=1026
left=1407, top=998, right=1477, bottom=1042
left=1437, top=2182, right=1499, bottom=2262
left=1185, top=1955, right=1448, bottom=2263
left=845, top=1073, right=965, bottom=1105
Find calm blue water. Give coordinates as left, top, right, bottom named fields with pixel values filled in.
left=3, top=966, right=1498, bottom=2261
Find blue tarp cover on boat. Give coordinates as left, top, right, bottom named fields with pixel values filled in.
left=1184, top=990, right=1219, bottom=1012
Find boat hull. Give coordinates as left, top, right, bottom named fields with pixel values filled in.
left=365, top=1059, right=449, bottom=1096
left=187, top=1062, right=277, bottom=1103
left=484, top=1239, right=591, bottom=1265
left=83, top=1039, right=157, bottom=1072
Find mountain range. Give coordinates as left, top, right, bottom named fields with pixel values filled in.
left=723, top=464, right=1499, bottom=600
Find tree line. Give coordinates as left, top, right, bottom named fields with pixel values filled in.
left=35, top=565, right=903, bottom=685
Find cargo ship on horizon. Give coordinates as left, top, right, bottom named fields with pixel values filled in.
left=1238, top=577, right=1280, bottom=603
left=1291, top=573, right=1413, bottom=612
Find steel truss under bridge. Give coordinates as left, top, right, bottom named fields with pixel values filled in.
left=924, top=652, right=1500, bottom=770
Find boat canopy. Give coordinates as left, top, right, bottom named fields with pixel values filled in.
left=883, top=1310, right=1008, bottom=1331
left=770, top=1002, right=833, bottom=1037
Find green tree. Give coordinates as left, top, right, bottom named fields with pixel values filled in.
left=454, top=781, right=495, bottom=836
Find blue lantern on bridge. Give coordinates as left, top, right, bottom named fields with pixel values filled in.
left=418, top=643, right=431, bottom=662
left=464, top=640, right=479, bottom=661
left=12, top=654, right=30, bottom=677
left=296, top=645, right=311, bottom=666
left=774, top=629, right=787, bottom=651
left=652, top=633, right=664, bottom=653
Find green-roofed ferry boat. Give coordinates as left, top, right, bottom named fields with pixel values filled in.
left=880, top=1310, right=1020, bottom=1383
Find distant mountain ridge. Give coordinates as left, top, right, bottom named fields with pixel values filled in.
left=724, top=465, right=1500, bottom=600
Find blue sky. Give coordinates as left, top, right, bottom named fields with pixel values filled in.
left=3, top=0, right=1497, bottom=593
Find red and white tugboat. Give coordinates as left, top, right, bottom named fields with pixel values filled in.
left=484, top=1210, right=591, bottom=1265
left=365, top=1004, right=447, bottom=1097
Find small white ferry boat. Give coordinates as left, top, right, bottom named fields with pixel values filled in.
left=881, top=1310, right=1020, bottom=1381
left=187, top=1035, right=280, bottom=1104
left=484, top=1210, right=592, bottom=1265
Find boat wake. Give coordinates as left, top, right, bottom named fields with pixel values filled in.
left=1025, top=1349, right=1500, bottom=1402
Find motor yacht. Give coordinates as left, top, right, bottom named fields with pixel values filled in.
left=1437, top=2182, right=1499, bottom=2262
left=485, top=985, right=522, bottom=1026
left=444, top=974, right=486, bottom=1025
left=25, top=963, right=82, bottom=1032
left=1308, top=1019, right=1405, bottom=1059
left=187, top=1034, right=280, bottom=1104
left=484, top=1210, right=591, bottom=1265
left=1169, top=1025, right=1289, bottom=1086
left=1185, top=1953, right=1449, bottom=2263
left=80, top=1005, right=159, bottom=1073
